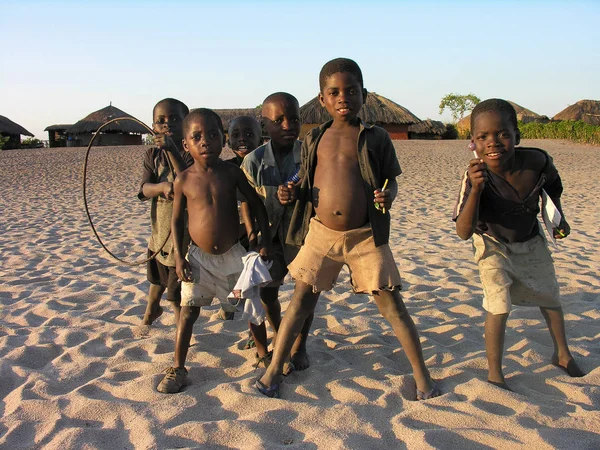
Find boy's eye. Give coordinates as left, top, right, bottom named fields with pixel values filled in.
left=274, top=118, right=283, bottom=124
left=349, top=89, right=356, bottom=95
left=293, top=118, right=300, bottom=123
left=155, top=118, right=166, bottom=125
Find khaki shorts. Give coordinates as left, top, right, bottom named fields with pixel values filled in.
left=473, top=233, right=560, bottom=315
left=181, top=242, right=245, bottom=309
left=288, top=217, right=402, bottom=294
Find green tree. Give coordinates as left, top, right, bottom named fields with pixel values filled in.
left=439, top=93, right=481, bottom=123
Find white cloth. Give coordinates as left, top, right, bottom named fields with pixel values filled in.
left=228, top=252, right=273, bottom=325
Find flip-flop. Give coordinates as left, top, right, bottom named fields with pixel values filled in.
left=416, top=383, right=441, bottom=401
left=553, top=359, right=586, bottom=377
left=255, top=379, right=280, bottom=398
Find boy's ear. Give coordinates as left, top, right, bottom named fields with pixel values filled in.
left=515, top=130, right=521, bottom=145
left=318, top=92, right=325, bottom=107
left=182, top=138, right=189, bottom=152
left=362, top=88, right=368, bottom=105
left=221, top=132, right=226, bottom=147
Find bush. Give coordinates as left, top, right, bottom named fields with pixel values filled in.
left=0, top=135, right=9, bottom=150
left=519, top=120, right=600, bottom=145
left=21, top=138, right=44, bottom=148
left=442, top=123, right=459, bottom=140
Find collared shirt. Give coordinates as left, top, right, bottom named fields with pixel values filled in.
left=241, top=140, right=302, bottom=243
left=138, top=146, right=193, bottom=266
left=452, top=147, right=562, bottom=243
left=287, top=119, right=402, bottom=248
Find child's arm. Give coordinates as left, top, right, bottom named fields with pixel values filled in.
left=154, top=133, right=188, bottom=175
left=142, top=181, right=174, bottom=200
left=548, top=194, right=571, bottom=239
left=235, top=169, right=273, bottom=259
left=171, top=176, right=192, bottom=281
left=455, top=158, right=488, bottom=240
left=240, top=201, right=258, bottom=248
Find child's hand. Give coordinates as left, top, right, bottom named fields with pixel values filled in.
left=176, top=257, right=193, bottom=282
left=154, top=133, right=175, bottom=152
left=277, top=183, right=297, bottom=205
left=161, top=182, right=174, bottom=200
left=467, top=158, right=487, bottom=192
left=554, top=218, right=571, bottom=239
left=258, top=243, right=273, bottom=262
left=373, top=188, right=392, bottom=212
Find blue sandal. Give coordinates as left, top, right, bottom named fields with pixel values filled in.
left=255, top=379, right=280, bottom=398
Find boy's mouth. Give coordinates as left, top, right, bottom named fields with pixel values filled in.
left=485, top=150, right=505, bottom=159
left=337, top=107, right=351, bottom=115
left=236, top=145, right=249, bottom=152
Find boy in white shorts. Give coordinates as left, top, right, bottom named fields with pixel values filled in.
left=156, top=108, right=272, bottom=394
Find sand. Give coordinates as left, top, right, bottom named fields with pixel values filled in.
left=0, top=140, right=598, bottom=449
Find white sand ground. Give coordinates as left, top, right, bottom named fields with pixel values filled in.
left=0, top=140, right=598, bottom=449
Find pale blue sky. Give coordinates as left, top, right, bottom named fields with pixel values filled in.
left=2, top=0, right=598, bottom=139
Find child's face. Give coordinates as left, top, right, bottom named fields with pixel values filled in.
left=228, top=118, right=262, bottom=158
left=471, top=110, right=520, bottom=168
left=319, top=71, right=366, bottom=123
left=153, top=102, right=186, bottom=141
left=262, top=97, right=301, bottom=149
left=183, top=116, right=225, bottom=166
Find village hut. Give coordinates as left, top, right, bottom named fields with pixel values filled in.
left=299, top=93, right=420, bottom=139
left=0, top=115, right=34, bottom=150
left=67, top=103, right=146, bottom=147
left=408, top=119, right=447, bottom=140
left=44, top=124, right=72, bottom=148
left=457, top=100, right=550, bottom=135
left=552, top=100, right=600, bottom=126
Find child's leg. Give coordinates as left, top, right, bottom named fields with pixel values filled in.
left=261, top=286, right=282, bottom=343
left=172, top=300, right=181, bottom=327
left=174, top=306, right=201, bottom=368
left=540, top=306, right=584, bottom=376
left=143, top=283, right=165, bottom=325
left=290, top=312, right=314, bottom=371
left=259, top=281, right=320, bottom=388
left=485, top=312, right=509, bottom=387
left=374, top=289, right=437, bottom=396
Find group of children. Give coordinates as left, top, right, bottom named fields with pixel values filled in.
left=137, top=57, right=585, bottom=400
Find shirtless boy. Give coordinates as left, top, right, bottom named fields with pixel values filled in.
left=255, top=58, right=440, bottom=400
left=157, top=108, right=272, bottom=394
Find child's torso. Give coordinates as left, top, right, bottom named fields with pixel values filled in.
left=313, top=125, right=368, bottom=231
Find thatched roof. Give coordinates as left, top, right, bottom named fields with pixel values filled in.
left=212, top=108, right=261, bottom=130
left=44, top=124, right=72, bottom=131
left=300, top=92, right=420, bottom=125
left=552, top=100, right=600, bottom=126
left=0, top=115, right=33, bottom=136
left=458, top=101, right=550, bottom=130
left=408, top=119, right=446, bottom=135
left=68, top=104, right=147, bottom=134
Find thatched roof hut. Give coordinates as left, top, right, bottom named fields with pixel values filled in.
left=67, top=104, right=145, bottom=147
left=408, top=119, right=446, bottom=139
left=552, top=100, right=600, bottom=126
left=299, top=93, right=420, bottom=140
left=44, top=124, right=72, bottom=148
left=213, top=108, right=261, bottom=131
left=0, top=115, right=34, bottom=150
left=458, top=101, right=550, bottom=133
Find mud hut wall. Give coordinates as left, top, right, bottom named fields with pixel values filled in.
left=383, top=123, right=409, bottom=140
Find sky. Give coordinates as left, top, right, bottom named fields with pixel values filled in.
left=1, top=0, right=599, bottom=139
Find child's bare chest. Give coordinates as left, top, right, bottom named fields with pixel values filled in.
left=495, top=169, right=541, bottom=200
left=317, top=129, right=360, bottom=165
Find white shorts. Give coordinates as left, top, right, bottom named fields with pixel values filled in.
left=180, top=242, right=245, bottom=308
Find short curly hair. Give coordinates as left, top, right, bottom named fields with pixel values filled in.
left=183, top=108, right=224, bottom=137
left=319, top=58, right=364, bottom=92
left=471, top=99, right=518, bottom=132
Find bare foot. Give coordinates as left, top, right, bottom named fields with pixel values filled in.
left=142, top=305, right=164, bottom=325
left=290, top=350, right=310, bottom=371
left=487, top=379, right=512, bottom=391
left=552, top=355, right=585, bottom=377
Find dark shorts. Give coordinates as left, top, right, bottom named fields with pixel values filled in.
left=267, top=236, right=299, bottom=287
left=146, top=250, right=181, bottom=302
